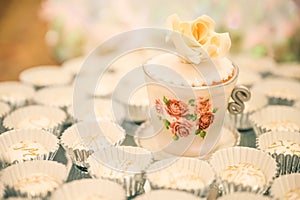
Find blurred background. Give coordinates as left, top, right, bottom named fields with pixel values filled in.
left=0, top=0, right=299, bottom=81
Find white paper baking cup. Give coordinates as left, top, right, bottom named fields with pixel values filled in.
left=50, top=178, right=126, bottom=200
left=250, top=105, right=300, bottom=136
left=134, top=189, right=201, bottom=200
left=61, top=56, right=85, bottom=76
left=209, top=146, right=278, bottom=195
left=0, top=81, right=35, bottom=108
left=19, top=65, right=73, bottom=89
left=61, top=119, right=125, bottom=168
left=218, top=192, right=271, bottom=200
left=270, top=174, right=300, bottom=199
left=0, top=181, right=4, bottom=199
left=0, top=129, right=59, bottom=169
left=257, top=131, right=300, bottom=175
left=33, top=86, right=74, bottom=109
left=0, top=101, right=10, bottom=119
left=271, top=62, right=300, bottom=81
left=146, top=157, right=215, bottom=198
left=251, top=78, right=300, bottom=106
left=237, top=69, right=262, bottom=88
left=3, top=105, right=67, bottom=137
left=87, top=146, right=154, bottom=197
left=1, top=160, right=67, bottom=199
left=229, top=92, right=268, bottom=130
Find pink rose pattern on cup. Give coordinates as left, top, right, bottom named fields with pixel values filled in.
left=155, top=96, right=217, bottom=140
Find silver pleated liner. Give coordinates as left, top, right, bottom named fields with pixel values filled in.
left=268, top=97, right=294, bottom=107
left=229, top=112, right=252, bottom=131
left=65, top=147, right=94, bottom=169
left=67, top=164, right=91, bottom=182
left=271, top=153, right=300, bottom=176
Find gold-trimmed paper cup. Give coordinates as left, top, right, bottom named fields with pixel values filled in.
left=256, top=131, right=300, bottom=175
left=1, top=160, right=67, bottom=199
left=0, top=81, right=35, bottom=108
left=0, top=129, right=59, bottom=169
left=50, top=178, right=126, bottom=200
left=3, top=105, right=67, bottom=137
left=209, top=146, right=278, bottom=195
left=87, top=146, right=154, bottom=198
left=270, top=174, right=300, bottom=200
left=218, top=192, right=271, bottom=200
left=60, top=119, right=126, bottom=169
left=250, top=105, right=300, bottom=136
left=134, top=189, right=201, bottom=200
left=146, top=157, right=215, bottom=198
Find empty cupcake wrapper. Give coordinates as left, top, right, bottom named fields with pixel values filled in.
left=146, top=157, right=215, bottom=198
left=218, top=192, right=271, bottom=200
left=257, top=131, right=300, bottom=176
left=134, top=189, right=202, bottom=200
left=0, top=129, right=59, bottom=170
left=87, top=146, right=154, bottom=197
left=209, top=146, right=278, bottom=195
left=270, top=174, right=300, bottom=199
left=1, top=160, right=68, bottom=199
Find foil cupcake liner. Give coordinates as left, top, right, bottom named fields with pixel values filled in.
left=146, top=157, right=215, bottom=198
left=1, top=160, right=67, bottom=199
left=0, top=81, right=35, bottom=109
left=19, top=65, right=73, bottom=89
left=66, top=164, right=91, bottom=182
left=257, top=131, right=300, bottom=176
left=134, top=189, right=201, bottom=200
left=0, top=129, right=59, bottom=169
left=250, top=105, right=300, bottom=136
left=270, top=174, right=300, bottom=199
left=51, top=178, right=126, bottom=200
left=87, top=146, right=154, bottom=198
left=218, top=192, right=271, bottom=200
left=3, top=105, right=67, bottom=137
left=61, top=120, right=126, bottom=168
left=209, top=146, right=278, bottom=195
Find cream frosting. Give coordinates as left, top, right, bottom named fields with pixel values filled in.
left=284, top=187, right=300, bottom=200
left=7, top=140, right=48, bottom=162
left=220, top=162, right=266, bottom=188
left=266, top=140, right=300, bottom=156
left=17, top=116, right=54, bottom=129
left=14, top=173, right=59, bottom=195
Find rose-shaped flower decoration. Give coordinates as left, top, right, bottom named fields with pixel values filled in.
left=165, top=98, right=189, bottom=119
left=198, top=112, right=214, bottom=130
left=166, top=14, right=231, bottom=64
left=195, top=97, right=212, bottom=115
left=170, top=119, right=193, bottom=139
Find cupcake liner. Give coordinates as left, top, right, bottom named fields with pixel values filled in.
left=251, top=78, right=300, bottom=106
left=19, top=65, right=73, bottom=89
left=229, top=92, right=268, bottom=130
left=209, top=146, right=278, bottom=195
left=3, top=105, right=67, bottom=137
left=66, top=164, right=91, bottom=182
left=0, top=81, right=35, bottom=108
left=270, top=174, right=300, bottom=199
left=133, top=189, right=201, bottom=200
left=0, top=101, right=10, bottom=134
left=51, top=178, right=126, bottom=200
left=134, top=121, right=240, bottom=161
left=61, top=56, right=86, bottom=76
left=218, top=192, right=271, bottom=200
left=87, top=146, right=154, bottom=197
left=0, top=181, right=4, bottom=199
left=250, top=105, right=300, bottom=136
left=0, top=129, right=59, bottom=169
left=33, top=86, right=74, bottom=109
left=257, top=131, right=300, bottom=175
left=237, top=69, right=262, bottom=89
left=271, top=63, right=300, bottom=81
left=60, top=120, right=126, bottom=168
left=146, top=157, right=215, bottom=198
left=1, top=160, right=67, bottom=199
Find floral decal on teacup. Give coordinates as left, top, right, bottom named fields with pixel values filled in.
left=155, top=96, right=217, bottom=140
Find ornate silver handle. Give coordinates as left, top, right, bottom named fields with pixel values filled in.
left=228, top=85, right=251, bottom=114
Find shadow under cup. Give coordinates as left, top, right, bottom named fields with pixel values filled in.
left=142, top=62, right=239, bottom=158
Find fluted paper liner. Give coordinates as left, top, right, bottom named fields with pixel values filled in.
left=61, top=56, right=85, bottom=75
left=51, top=178, right=126, bottom=200
left=218, top=192, right=271, bottom=200
left=250, top=105, right=300, bottom=136
left=87, top=146, right=154, bottom=197
left=1, top=160, right=67, bottom=199
left=270, top=174, right=300, bottom=199
left=209, top=146, right=278, bottom=195
left=146, top=157, right=215, bottom=198
left=230, top=92, right=267, bottom=130
left=3, top=105, right=67, bottom=137
left=0, top=129, right=59, bottom=169
left=134, top=189, right=200, bottom=200
left=0, top=181, right=4, bottom=199
left=61, top=119, right=125, bottom=168
left=271, top=63, right=300, bottom=81
left=0, top=101, right=10, bottom=119
left=0, top=81, right=35, bottom=108
left=257, top=131, right=300, bottom=175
